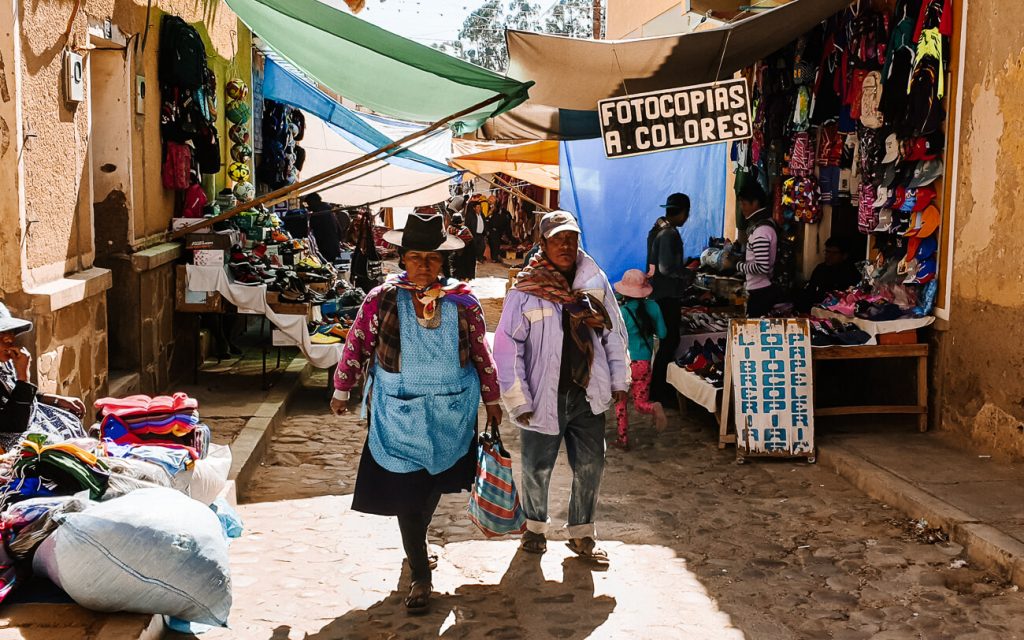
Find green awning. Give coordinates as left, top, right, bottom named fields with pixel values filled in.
left=226, top=0, right=532, bottom=133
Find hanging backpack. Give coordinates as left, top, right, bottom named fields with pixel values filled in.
left=158, top=16, right=207, bottom=90
left=182, top=183, right=208, bottom=218
left=193, top=123, right=221, bottom=175
left=162, top=142, right=192, bottom=191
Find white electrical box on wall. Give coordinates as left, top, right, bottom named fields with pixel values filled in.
left=63, top=51, right=85, bottom=103
left=136, top=75, right=146, bottom=114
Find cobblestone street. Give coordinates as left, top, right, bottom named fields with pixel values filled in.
left=195, top=375, right=1024, bottom=640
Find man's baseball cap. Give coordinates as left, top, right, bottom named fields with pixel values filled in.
left=539, top=210, right=581, bottom=239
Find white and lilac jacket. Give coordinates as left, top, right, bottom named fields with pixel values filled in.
left=493, top=251, right=631, bottom=435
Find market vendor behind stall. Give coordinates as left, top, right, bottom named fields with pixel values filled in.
left=797, top=236, right=862, bottom=312
left=735, top=183, right=786, bottom=317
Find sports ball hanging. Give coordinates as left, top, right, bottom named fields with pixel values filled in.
left=228, top=161, right=251, bottom=183
left=233, top=180, right=256, bottom=202
left=228, top=124, right=250, bottom=145
left=225, top=100, right=251, bottom=125
left=225, top=79, right=249, bottom=101
left=230, top=143, right=253, bottom=163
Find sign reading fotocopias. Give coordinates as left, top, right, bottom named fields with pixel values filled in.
left=597, top=78, right=752, bottom=159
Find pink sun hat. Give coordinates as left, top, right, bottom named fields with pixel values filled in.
left=614, top=269, right=653, bottom=298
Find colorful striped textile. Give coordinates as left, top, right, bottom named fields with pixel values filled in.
left=468, top=422, right=526, bottom=538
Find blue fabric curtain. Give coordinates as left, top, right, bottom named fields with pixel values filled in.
left=560, top=138, right=728, bottom=284
left=262, top=58, right=453, bottom=174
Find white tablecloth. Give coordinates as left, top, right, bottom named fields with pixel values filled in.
left=666, top=363, right=720, bottom=414
left=186, top=265, right=343, bottom=369
left=811, top=308, right=934, bottom=337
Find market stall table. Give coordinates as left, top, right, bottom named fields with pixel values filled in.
left=716, top=341, right=930, bottom=449
left=182, top=265, right=344, bottom=384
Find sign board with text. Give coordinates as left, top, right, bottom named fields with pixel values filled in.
left=729, top=319, right=815, bottom=460
left=597, top=78, right=752, bottom=159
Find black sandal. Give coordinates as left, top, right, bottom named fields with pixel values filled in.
left=404, top=580, right=432, bottom=614
left=520, top=530, right=547, bottom=554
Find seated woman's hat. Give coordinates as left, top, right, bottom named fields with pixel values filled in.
left=0, top=302, right=32, bottom=335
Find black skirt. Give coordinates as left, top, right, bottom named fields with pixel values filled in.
left=351, top=435, right=477, bottom=517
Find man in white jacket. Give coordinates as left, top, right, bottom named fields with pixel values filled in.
left=493, top=211, right=630, bottom=565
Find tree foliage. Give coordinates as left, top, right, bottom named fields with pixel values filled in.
left=436, top=0, right=604, bottom=72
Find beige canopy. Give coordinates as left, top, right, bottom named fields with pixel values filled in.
left=473, top=0, right=852, bottom=139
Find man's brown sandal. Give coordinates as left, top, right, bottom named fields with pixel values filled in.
left=567, top=537, right=609, bottom=566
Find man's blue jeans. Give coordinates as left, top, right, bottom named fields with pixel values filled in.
left=519, top=386, right=606, bottom=540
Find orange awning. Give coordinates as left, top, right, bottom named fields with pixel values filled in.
left=450, top=140, right=559, bottom=190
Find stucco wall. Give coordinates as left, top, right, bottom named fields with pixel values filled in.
left=606, top=0, right=683, bottom=39
left=935, top=0, right=1024, bottom=459
left=15, top=0, right=242, bottom=286
left=1, top=1, right=248, bottom=403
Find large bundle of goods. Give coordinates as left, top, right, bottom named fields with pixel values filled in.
left=0, top=393, right=238, bottom=625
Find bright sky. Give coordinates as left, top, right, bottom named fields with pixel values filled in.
left=320, top=0, right=564, bottom=46
left=325, top=0, right=492, bottom=45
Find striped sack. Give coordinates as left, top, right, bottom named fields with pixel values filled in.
left=468, top=420, right=527, bottom=538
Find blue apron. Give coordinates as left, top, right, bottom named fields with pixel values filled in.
left=367, top=289, right=479, bottom=475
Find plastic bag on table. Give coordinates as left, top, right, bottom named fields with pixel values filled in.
left=186, top=444, right=231, bottom=506
left=101, top=457, right=173, bottom=501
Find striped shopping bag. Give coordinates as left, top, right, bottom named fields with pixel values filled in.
left=468, top=419, right=527, bottom=538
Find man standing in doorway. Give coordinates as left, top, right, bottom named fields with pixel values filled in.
left=494, top=210, right=630, bottom=566
left=647, top=193, right=693, bottom=405
left=734, top=183, right=781, bottom=317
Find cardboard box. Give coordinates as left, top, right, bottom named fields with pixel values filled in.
left=175, top=265, right=224, bottom=313
left=171, top=217, right=202, bottom=233
left=878, top=329, right=919, bottom=345
left=184, top=232, right=233, bottom=251
left=266, top=292, right=310, bottom=317
left=193, top=249, right=225, bottom=266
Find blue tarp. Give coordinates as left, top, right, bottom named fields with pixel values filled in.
left=262, top=58, right=453, bottom=175
left=560, top=138, right=727, bottom=284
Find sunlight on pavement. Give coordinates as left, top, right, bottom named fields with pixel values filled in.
left=201, top=494, right=745, bottom=640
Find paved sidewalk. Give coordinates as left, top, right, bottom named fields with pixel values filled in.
left=818, top=424, right=1024, bottom=587
left=183, top=376, right=1024, bottom=640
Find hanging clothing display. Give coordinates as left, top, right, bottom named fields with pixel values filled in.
left=732, top=0, right=951, bottom=320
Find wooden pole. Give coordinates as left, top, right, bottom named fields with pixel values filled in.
left=592, top=0, right=602, bottom=39
left=451, top=162, right=551, bottom=213
left=170, top=93, right=504, bottom=240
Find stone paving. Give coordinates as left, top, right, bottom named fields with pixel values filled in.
left=190, top=377, right=1024, bottom=640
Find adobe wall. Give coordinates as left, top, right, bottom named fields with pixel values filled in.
left=934, top=0, right=1024, bottom=459
left=2, top=1, right=249, bottom=403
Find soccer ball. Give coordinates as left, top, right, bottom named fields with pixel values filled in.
left=228, top=161, right=250, bottom=183
left=230, top=143, right=253, bottom=163
left=225, top=100, right=251, bottom=125
left=228, top=124, right=250, bottom=145
left=225, top=79, right=249, bottom=101
left=233, top=180, right=256, bottom=202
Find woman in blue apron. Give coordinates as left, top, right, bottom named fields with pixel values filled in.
left=330, top=212, right=503, bottom=613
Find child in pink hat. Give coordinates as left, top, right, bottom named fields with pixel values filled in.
left=612, top=269, right=669, bottom=449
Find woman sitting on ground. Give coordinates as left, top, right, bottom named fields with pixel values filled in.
left=0, top=302, right=88, bottom=451
left=328, top=212, right=503, bottom=614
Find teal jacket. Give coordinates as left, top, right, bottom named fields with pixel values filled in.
left=618, top=297, right=667, bottom=362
